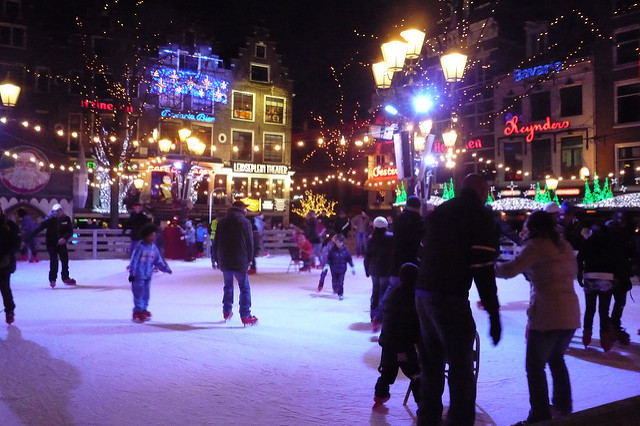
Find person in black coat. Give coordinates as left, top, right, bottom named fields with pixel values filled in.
left=390, top=195, right=424, bottom=287
left=333, top=210, right=351, bottom=239
left=27, top=204, right=76, bottom=288
left=123, top=202, right=150, bottom=254
left=212, top=201, right=257, bottom=325
left=0, top=206, right=21, bottom=323
left=364, top=216, right=394, bottom=329
left=373, top=262, right=421, bottom=410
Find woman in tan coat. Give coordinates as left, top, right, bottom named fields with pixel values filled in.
left=495, top=211, right=581, bottom=424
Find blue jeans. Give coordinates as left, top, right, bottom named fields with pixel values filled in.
left=131, top=278, right=151, bottom=313
left=355, top=232, right=367, bottom=255
left=331, top=272, right=345, bottom=296
left=415, top=289, right=477, bottom=426
left=222, top=270, right=252, bottom=318
left=370, top=275, right=390, bottom=320
left=526, top=329, right=575, bottom=422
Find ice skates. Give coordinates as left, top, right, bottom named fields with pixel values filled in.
left=50, top=281, right=56, bottom=289
left=142, top=310, right=152, bottom=320
left=223, top=312, right=233, bottom=322
left=582, top=328, right=592, bottom=348
left=612, top=328, right=631, bottom=346
left=132, top=311, right=146, bottom=323
left=29, top=255, right=40, bottom=263
left=63, top=278, right=77, bottom=285
left=241, top=315, right=258, bottom=326
left=600, top=330, right=614, bottom=352
left=5, top=311, right=14, bottom=324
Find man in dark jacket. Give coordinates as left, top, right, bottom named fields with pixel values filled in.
left=123, top=202, right=150, bottom=254
left=28, top=204, right=76, bottom=288
left=212, top=200, right=257, bottom=326
left=415, top=174, right=501, bottom=426
left=333, top=210, right=351, bottom=239
left=390, top=195, right=423, bottom=287
left=0, top=205, right=21, bottom=323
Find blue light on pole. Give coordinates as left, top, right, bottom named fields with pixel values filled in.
left=384, top=104, right=399, bottom=115
left=413, top=95, right=433, bottom=114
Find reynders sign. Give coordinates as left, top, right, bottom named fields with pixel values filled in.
left=232, top=162, right=289, bottom=175
left=504, top=116, right=570, bottom=143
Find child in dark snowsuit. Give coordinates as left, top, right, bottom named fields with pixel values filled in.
left=321, top=233, right=354, bottom=300
left=373, top=262, right=421, bottom=409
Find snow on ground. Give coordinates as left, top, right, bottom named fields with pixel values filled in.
left=1, top=255, right=639, bottom=426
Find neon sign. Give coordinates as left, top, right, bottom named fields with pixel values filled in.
left=433, top=139, right=483, bottom=153
left=80, top=99, right=133, bottom=113
left=371, top=166, right=397, bottom=179
left=161, top=109, right=215, bottom=123
left=504, top=116, right=570, bottom=143
left=513, top=62, right=562, bottom=82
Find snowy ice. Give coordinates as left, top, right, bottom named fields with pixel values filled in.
left=1, top=255, right=639, bottom=425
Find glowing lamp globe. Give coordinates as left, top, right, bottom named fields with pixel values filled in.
left=442, top=129, right=458, bottom=149
left=158, top=138, right=172, bottom=153
left=381, top=41, right=408, bottom=72
left=400, top=29, right=425, bottom=59
left=186, top=137, right=205, bottom=156
left=546, top=177, right=559, bottom=191
left=178, top=128, right=192, bottom=142
left=440, top=52, right=468, bottom=82
left=0, top=76, right=20, bottom=107
left=372, top=61, right=393, bottom=89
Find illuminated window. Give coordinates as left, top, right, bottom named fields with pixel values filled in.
left=617, top=143, right=640, bottom=185
left=232, top=130, right=253, bottom=161
left=232, top=91, right=254, bottom=121
left=192, top=124, right=212, bottom=155
left=265, top=96, right=285, bottom=124
left=250, top=64, right=269, bottom=83
left=263, top=133, right=284, bottom=163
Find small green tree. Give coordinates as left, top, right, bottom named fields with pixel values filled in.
left=583, top=180, right=594, bottom=204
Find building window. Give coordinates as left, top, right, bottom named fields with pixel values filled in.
left=617, top=144, right=640, bottom=186
left=232, top=177, right=248, bottom=198
left=265, top=96, right=285, bottom=124
left=160, top=121, right=181, bottom=146
left=35, top=68, right=49, bottom=93
left=560, top=136, right=582, bottom=178
left=159, top=90, right=183, bottom=110
left=68, top=114, right=82, bottom=153
left=0, top=24, right=25, bottom=48
left=503, top=96, right=522, bottom=117
left=255, top=43, right=266, bottom=59
left=250, top=64, right=269, bottom=83
left=531, top=139, right=552, bottom=182
left=503, top=142, right=523, bottom=181
left=560, top=85, right=582, bottom=117
left=615, top=26, right=640, bottom=66
left=192, top=124, right=212, bottom=156
left=272, top=178, right=284, bottom=198
left=232, top=91, right=254, bottom=121
left=232, top=130, right=253, bottom=161
left=616, top=81, right=640, bottom=124
left=191, top=94, right=213, bottom=113
left=4, top=0, right=20, bottom=18
left=179, top=53, right=199, bottom=72
left=263, top=133, right=284, bottom=163
left=69, top=70, right=82, bottom=94
left=250, top=177, right=268, bottom=198
left=530, top=91, right=550, bottom=121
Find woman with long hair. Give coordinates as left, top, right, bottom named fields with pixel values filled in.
left=495, top=211, right=581, bottom=424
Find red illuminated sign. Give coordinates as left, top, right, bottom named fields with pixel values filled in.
left=371, top=166, right=397, bottom=179
left=80, top=99, right=133, bottom=113
left=433, top=139, right=483, bottom=153
left=504, top=116, right=570, bottom=143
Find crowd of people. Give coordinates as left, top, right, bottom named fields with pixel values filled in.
left=1, top=173, right=639, bottom=424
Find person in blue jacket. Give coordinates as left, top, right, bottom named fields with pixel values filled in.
left=128, top=223, right=172, bottom=323
left=323, top=233, right=355, bottom=300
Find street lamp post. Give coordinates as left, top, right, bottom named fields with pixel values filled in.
left=0, top=74, right=21, bottom=108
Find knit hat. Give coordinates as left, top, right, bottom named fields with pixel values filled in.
left=373, top=216, right=388, bottom=229
left=51, top=203, right=63, bottom=212
left=406, top=195, right=421, bottom=209
left=543, top=202, right=560, bottom=214
left=232, top=200, right=247, bottom=209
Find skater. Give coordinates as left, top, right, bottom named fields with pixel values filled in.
left=212, top=200, right=258, bottom=325
left=26, top=204, right=77, bottom=288
left=322, top=233, right=355, bottom=300
left=17, top=208, right=38, bottom=262
left=123, top=202, right=150, bottom=255
left=294, top=230, right=313, bottom=271
left=351, top=211, right=371, bottom=256
left=333, top=210, right=351, bottom=239
left=317, top=231, right=335, bottom=291
left=0, top=206, right=20, bottom=324
left=373, top=262, right=421, bottom=411
left=496, top=211, right=580, bottom=423
left=304, top=211, right=321, bottom=267
left=195, top=222, right=208, bottom=258
left=416, top=174, right=501, bottom=426
left=128, top=224, right=172, bottom=323
left=577, top=223, right=617, bottom=351
left=390, top=196, right=423, bottom=289
left=364, top=216, right=393, bottom=330
left=179, top=220, right=196, bottom=261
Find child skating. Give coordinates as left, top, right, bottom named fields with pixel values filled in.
left=320, top=233, right=354, bottom=300
left=128, top=224, right=172, bottom=322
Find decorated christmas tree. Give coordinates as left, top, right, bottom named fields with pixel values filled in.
left=592, top=176, right=602, bottom=202
left=583, top=180, right=594, bottom=204
left=542, top=184, right=552, bottom=203
left=552, top=192, right=560, bottom=205
left=487, top=192, right=494, bottom=204
left=602, top=178, right=614, bottom=200
left=394, top=182, right=407, bottom=205
left=447, top=178, right=455, bottom=199
left=534, top=182, right=543, bottom=203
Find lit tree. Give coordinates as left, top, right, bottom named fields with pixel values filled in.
left=583, top=180, right=594, bottom=204
left=592, top=176, right=602, bottom=202
left=292, top=190, right=338, bottom=218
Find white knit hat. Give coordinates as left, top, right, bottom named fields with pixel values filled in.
left=51, top=203, right=63, bottom=212
left=373, top=216, right=388, bottom=229
left=543, top=202, right=560, bottom=214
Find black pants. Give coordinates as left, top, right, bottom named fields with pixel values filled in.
left=375, top=344, right=421, bottom=403
left=47, top=244, right=70, bottom=282
left=610, top=287, right=628, bottom=330
left=0, top=267, right=15, bottom=313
